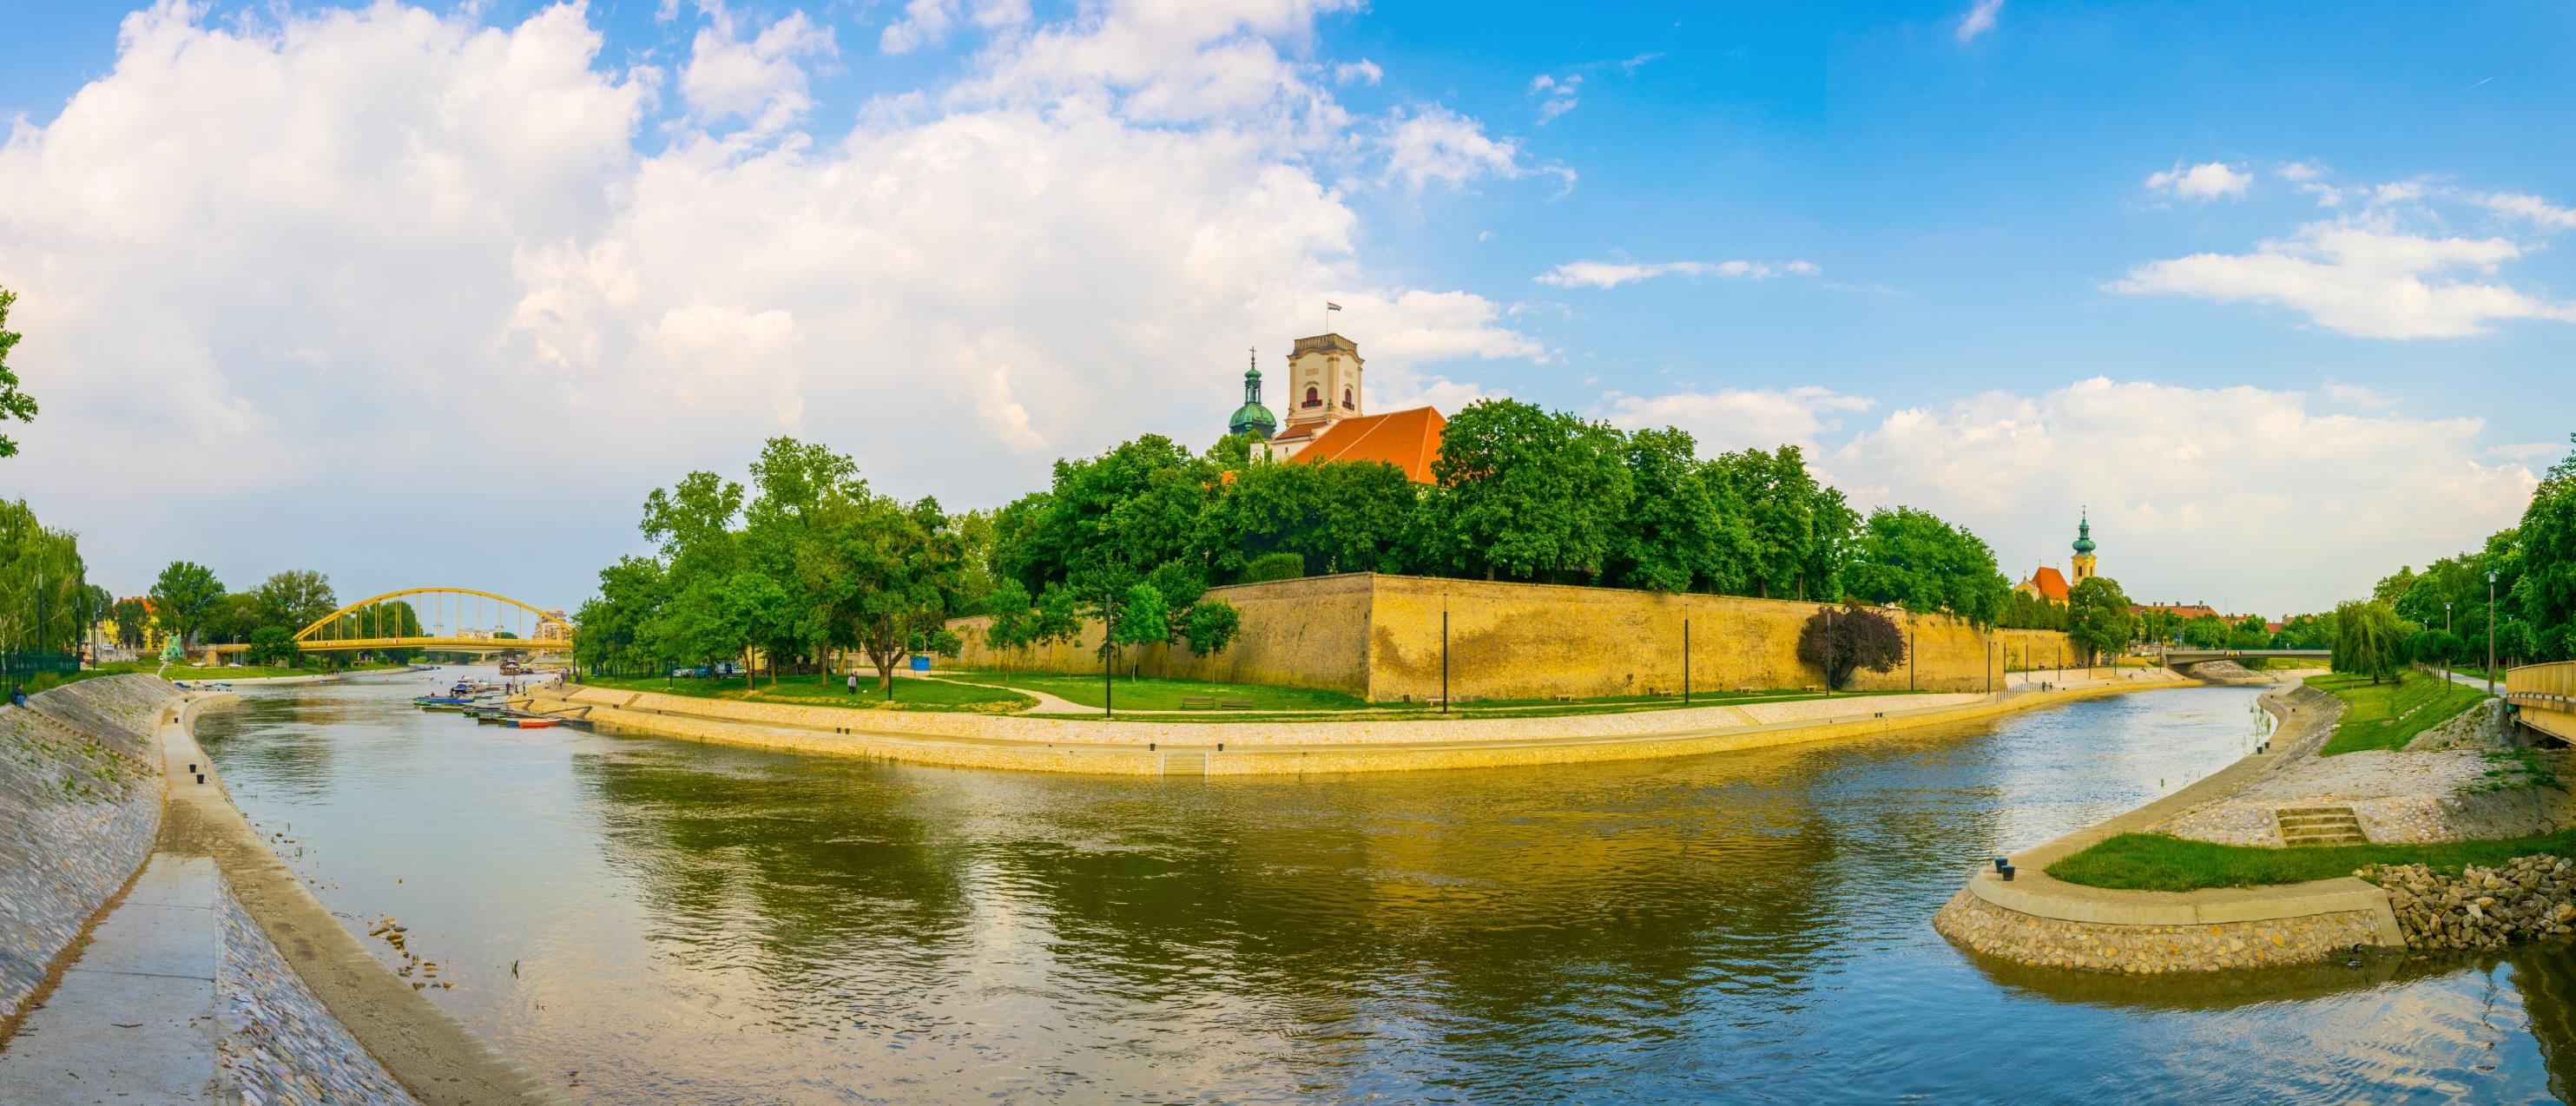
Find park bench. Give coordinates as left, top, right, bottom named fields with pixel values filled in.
left=1180, top=695, right=1218, bottom=710
left=1219, top=698, right=1256, bottom=710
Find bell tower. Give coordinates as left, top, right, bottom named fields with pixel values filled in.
left=2071, top=509, right=2098, bottom=585
left=1281, top=332, right=1362, bottom=435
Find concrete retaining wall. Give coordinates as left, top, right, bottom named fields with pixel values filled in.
left=0, top=675, right=183, bottom=1024
left=946, top=572, right=2079, bottom=702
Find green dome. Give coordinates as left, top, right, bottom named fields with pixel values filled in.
left=1229, top=401, right=1278, bottom=438
left=2072, top=511, right=2096, bottom=554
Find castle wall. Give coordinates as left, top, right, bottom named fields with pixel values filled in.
left=947, top=573, right=2081, bottom=703
left=945, top=573, right=1378, bottom=697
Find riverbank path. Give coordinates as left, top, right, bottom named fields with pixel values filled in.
left=0, top=856, right=224, bottom=1103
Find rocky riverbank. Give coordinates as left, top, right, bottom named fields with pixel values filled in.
left=2366, top=855, right=2576, bottom=952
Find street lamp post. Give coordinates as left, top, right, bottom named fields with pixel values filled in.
left=2445, top=601, right=2454, bottom=685
left=1104, top=589, right=1116, bottom=720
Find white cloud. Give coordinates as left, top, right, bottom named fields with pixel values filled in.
left=2144, top=161, right=2253, bottom=201
left=1603, top=386, right=1874, bottom=451
left=2277, top=161, right=2327, bottom=182
left=1956, top=0, right=2005, bottom=43
left=2320, top=380, right=2393, bottom=410
left=1529, top=72, right=1580, bottom=124
left=880, top=0, right=1031, bottom=55
left=1825, top=378, right=2538, bottom=613
left=1535, top=259, right=1820, bottom=288
left=682, top=8, right=836, bottom=130
left=1332, top=58, right=1380, bottom=86
left=2112, top=220, right=2576, bottom=338
left=2477, top=191, right=2576, bottom=232
left=0, top=0, right=1543, bottom=597
left=1380, top=104, right=1571, bottom=194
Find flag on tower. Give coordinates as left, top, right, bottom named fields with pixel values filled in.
left=1326, top=301, right=1341, bottom=311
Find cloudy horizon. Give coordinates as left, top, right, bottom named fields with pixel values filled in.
left=1, top=1, right=2565, bottom=615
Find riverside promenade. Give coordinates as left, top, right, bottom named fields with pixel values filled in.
left=524, top=666, right=2197, bottom=776
left=1934, top=679, right=2412, bottom=974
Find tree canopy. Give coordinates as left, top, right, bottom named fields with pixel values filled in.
left=0, top=287, right=35, bottom=458
left=1795, top=602, right=1905, bottom=690
left=2065, top=576, right=2136, bottom=662
left=1842, top=506, right=2011, bottom=626
left=148, top=561, right=225, bottom=648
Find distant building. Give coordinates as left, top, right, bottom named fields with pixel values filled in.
left=2014, top=512, right=2097, bottom=603
left=1243, top=331, right=1444, bottom=484
left=2015, top=565, right=2070, bottom=602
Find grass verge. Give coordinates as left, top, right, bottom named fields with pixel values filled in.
left=941, top=670, right=1367, bottom=711
left=2309, top=671, right=2491, bottom=755
left=583, top=673, right=1034, bottom=713
left=2048, top=830, right=2576, bottom=892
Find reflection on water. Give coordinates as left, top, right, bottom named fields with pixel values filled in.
left=197, top=672, right=2576, bottom=1102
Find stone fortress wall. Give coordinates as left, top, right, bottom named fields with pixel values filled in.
left=948, top=572, right=2081, bottom=701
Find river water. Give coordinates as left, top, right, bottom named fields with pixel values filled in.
left=195, top=671, right=2576, bottom=1103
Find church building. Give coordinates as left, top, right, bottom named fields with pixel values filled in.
left=2014, top=511, right=2098, bottom=603
left=1230, top=332, right=1446, bottom=484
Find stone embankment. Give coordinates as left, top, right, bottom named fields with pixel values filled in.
left=0, top=677, right=541, bottom=1103
left=2368, top=856, right=2576, bottom=952
left=0, top=675, right=180, bottom=1025
left=532, top=667, right=2194, bottom=776
left=1934, top=683, right=2413, bottom=974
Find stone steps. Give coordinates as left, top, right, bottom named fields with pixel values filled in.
left=1159, top=747, right=1209, bottom=777
left=2275, top=805, right=2368, bottom=846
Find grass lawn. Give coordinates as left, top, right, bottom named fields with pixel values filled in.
left=584, top=673, right=1034, bottom=714
left=1019, top=687, right=1928, bottom=722
left=2308, top=671, right=2492, bottom=755
left=2048, top=829, right=2576, bottom=892
left=940, top=669, right=1366, bottom=712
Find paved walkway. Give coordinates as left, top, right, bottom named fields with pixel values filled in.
left=0, top=855, right=224, bottom=1104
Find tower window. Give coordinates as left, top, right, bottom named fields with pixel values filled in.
left=1341, top=386, right=1354, bottom=410
left=1304, top=385, right=1321, bottom=408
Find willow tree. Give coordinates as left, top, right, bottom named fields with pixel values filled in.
left=2331, top=599, right=2407, bottom=684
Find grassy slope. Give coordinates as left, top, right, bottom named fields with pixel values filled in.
left=2309, top=671, right=2490, bottom=754
left=2049, top=830, right=2576, bottom=892
left=584, top=673, right=1034, bottom=714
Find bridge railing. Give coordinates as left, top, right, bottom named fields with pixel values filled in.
left=2509, top=661, right=2576, bottom=706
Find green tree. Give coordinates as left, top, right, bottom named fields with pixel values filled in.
left=0, top=287, right=35, bottom=458
left=1605, top=427, right=1750, bottom=594
left=1842, top=506, right=2009, bottom=625
left=113, top=596, right=149, bottom=649
left=827, top=493, right=971, bottom=693
left=1432, top=398, right=1633, bottom=582
left=1110, top=582, right=1169, bottom=679
left=254, top=569, right=338, bottom=633
left=1795, top=602, right=1905, bottom=689
left=2331, top=599, right=2408, bottom=683
left=2065, top=576, right=2137, bottom=662
left=148, top=561, right=226, bottom=648
left=244, top=625, right=299, bottom=667
left=2515, top=433, right=2576, bottom=660
left=1709, top=445, right=1855, bottom=602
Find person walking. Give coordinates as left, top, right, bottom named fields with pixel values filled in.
left=846, top=671, right=858, bottom=696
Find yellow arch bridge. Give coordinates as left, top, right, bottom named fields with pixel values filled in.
left=208, top=588, right=574, bottom=656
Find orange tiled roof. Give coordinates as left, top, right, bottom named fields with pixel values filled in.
left=2020, top=566, right=2069, bottom=602
left=1288, top=406, right=1445, bottom=484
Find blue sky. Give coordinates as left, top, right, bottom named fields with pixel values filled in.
left=1, top=0, right=2569, bottom=616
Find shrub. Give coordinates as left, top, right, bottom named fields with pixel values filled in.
left=1242, top=551, right=1305, bottom=583
left=1795, top=602, right=1904, bottom=689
